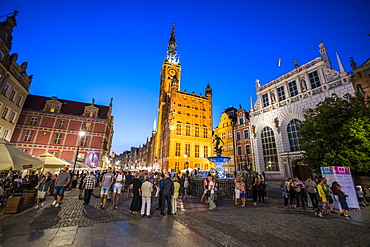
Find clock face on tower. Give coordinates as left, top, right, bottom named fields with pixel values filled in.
left=168, top=69, right=176, bottom=77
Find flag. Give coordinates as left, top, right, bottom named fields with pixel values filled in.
left=278, top=57, right=282, bottom=67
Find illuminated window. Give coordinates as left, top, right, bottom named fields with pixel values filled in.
left=288, top=119, right=302, bottom=151
left=24, top=130, right=33, bottom=142
left=185, top=144, right=190, bottom=157
left=185, top=124, right=190, bottom=136
left=288, top=80, right=298, bottom=97
left=277, top=86, right=286, bottom=101
left=77, top=153, right=85, bottom=162
left=261, top=126, right=279, bottom=171
left=30, top=117, right=37, bottom=125
left=203, top=146, right=208, bottom=158
left=195, top=126, right=199, bottom=137
left=176, top=122, right=181, bottom=135
left=195, top=145, right=199, bottom=158
left=54, top=133, right=62, bottom=144
left=175, top=143, right=181, bottom=156
left=50, top=108, right=55, bottom=113
left=175, top=162, right=180, bottom=173
left=308, top=71, right=321, bottom=89
left=85, top=122, right=91, bottom=131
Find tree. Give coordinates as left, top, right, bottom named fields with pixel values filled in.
left=300, top=94, right=370, bottom=176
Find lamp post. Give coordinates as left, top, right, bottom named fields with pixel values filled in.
left=73, top=131, right=86, bottom=174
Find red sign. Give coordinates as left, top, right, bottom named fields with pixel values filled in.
left=23, top=164, right=33, bottom=169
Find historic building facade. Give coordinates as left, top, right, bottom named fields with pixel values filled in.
left=350, top=57, right=370, bottom=99
left=234, top=107, right=254, bottom=172
left=0, top=12, right=32, bottom=141
left=10, top=95, right=114, bottom=168
left=250, top=42, right=355, bottom=180
left=155, top=24, right=213, bottom=172
left=213, top=107, right=237, bottom=174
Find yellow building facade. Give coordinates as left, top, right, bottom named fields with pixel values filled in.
left=213, top=109, right=237, bottom=173
left=155, top=24, right=213, bottom=172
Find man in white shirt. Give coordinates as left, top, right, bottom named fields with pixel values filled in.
left=113, top=169, right=125, bottom=209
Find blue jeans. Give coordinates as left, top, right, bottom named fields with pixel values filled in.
left=161, top=194, right=172, bottom=214
left=308, top=192, right=318, bottom=209
left=53, top=186, right=66, bottom=197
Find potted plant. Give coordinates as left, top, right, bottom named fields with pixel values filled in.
left=4, top=193, right=24, bottom=214
left=23, top=189, right=37, bottom=208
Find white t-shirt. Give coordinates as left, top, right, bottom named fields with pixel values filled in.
left=209, top=181, right=215, bottom=194
left=115, top=174, right=125, bottom=184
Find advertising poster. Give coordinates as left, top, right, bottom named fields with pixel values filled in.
left=320, top=166, right=359, bottom=209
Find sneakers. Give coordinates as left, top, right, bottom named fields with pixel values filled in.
left=35, top=205, right=39, bottom=209
left=41, top=202, right=44, bottom=207
left=52, top=200, right=57, bottom=206
left=344, top=215, right=351, bottom=219
left=55, top=203, right=60, bottom=208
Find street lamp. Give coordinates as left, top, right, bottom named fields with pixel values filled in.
left=73, top=131, right=86, bottom=174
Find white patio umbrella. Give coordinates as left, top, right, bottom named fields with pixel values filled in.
left=0, top=138, right=43, bottom=170
left=37, top=154, right=71, bottom=168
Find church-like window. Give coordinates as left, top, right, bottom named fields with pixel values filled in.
left=308, top=71, right=321, bottom=89
left=261, top=126, right=279, bottom=171
left=287, top=119, right=302, bottom=151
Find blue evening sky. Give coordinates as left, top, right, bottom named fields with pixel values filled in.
left=2, top=0, right=370, bottom=153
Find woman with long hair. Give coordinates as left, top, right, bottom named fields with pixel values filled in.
left=35, top=172, right=53, bottom=209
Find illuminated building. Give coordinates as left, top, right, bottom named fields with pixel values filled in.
left=10, top=95, right=114, bottom=168
left=250, top=42, right=354, bottom=180
left=0, top=11, right=32, bottom=141
left=155, top=24, right=213, bottom=172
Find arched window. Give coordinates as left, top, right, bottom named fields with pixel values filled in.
left=287, top=119, right=302, bottom=151
left=261, top=126, right=279, bottom=171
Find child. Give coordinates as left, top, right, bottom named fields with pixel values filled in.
left=356, top=187, right=367, bottom=207
left=336, top=184, right=351, bottom=219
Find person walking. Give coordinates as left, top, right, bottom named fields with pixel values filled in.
left=280, top=181, right=289, bottom=208
left=52, top=167, right=71, bottom=208
left=293, top=177, right=305, bottom=209
left=82, top=171, right=96, bottom=205
left=286, top=178, right=297, bottom=209
left=171, top=177, right=180, bottom=214
left=317, top=179, right=329, bottom=216
left=113, top=169, right=125, bottom=209
left=78, top=173, right=86, bottom=199
left=208, top=176, right=216, bottom=211
left=140, top=176, right=153, bottom=218
left=160, top=173, right=174, bottom=216
left=35, top=172, right=53, bottom=209
left=100, top=167, right=115, bottom=210
left=252, top=177, right=258, bottom=206
left=129, top=173, right=142, bottom=213
left=304, top=177, right=318, bottom=209
left=257, top=178, right=266, bottom=206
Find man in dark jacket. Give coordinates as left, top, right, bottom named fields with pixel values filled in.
left=160, top=173, right=174, bottom=216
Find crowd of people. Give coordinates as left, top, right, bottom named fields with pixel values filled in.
left=280, top=176, right=369, bottom=219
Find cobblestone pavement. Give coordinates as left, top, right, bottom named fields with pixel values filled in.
left=0, top=188, right=369, bottom=247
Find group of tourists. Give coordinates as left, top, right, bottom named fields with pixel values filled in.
left=281, top=176, right=369, bottom=219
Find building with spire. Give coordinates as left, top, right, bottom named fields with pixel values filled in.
left=249, top=42, right=355, bottom=180
left=155, top=23, right=213, bottom=172
left=0, top=11, right=33, bottom=141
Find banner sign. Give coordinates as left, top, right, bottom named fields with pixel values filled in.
left=320, top=166, right=359, bottom=209
left=23, top=164, right=33, bottom=169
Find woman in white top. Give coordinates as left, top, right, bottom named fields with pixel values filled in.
left=208, top=177, right=216, bottom=211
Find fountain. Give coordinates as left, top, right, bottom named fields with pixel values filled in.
left=207, top=135, right=231, bottom=179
